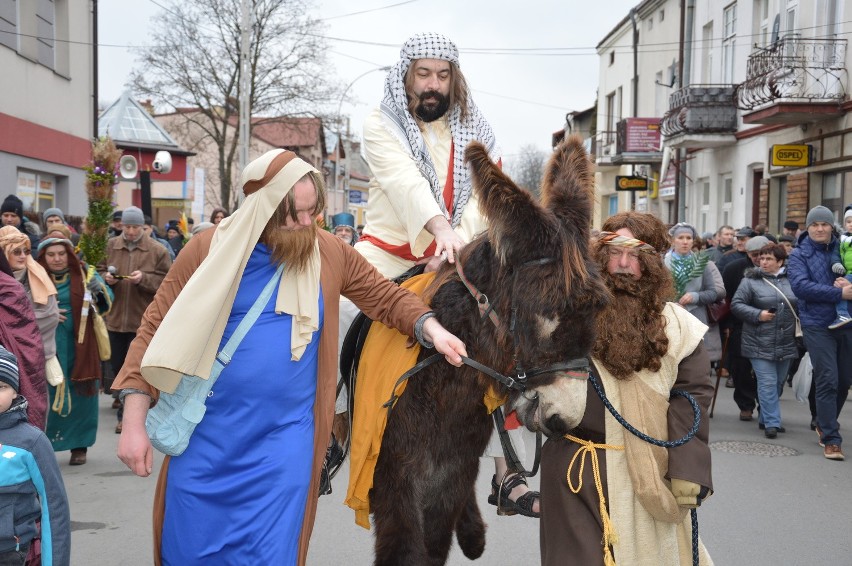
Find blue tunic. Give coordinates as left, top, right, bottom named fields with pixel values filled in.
left=162, top=244, right=324, bottom=565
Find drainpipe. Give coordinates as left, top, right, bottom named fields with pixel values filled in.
left=630, top=8, right=639, bottom=210
left=677, top=0, right=695, bottom=222
left=92, top=0, right=98, bottom=139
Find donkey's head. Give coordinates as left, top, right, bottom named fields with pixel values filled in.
left=461, top=135, right=610, bottom=437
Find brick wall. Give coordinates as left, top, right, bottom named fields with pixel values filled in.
left=786, top=173, right=809, bottom=226
left=758, top=178, right=769, bottom=226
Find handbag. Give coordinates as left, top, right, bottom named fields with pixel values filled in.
left=145, top=263, right=284, bottom=456
left=91, top=310, right=112, bottom=362
left=706, top=298, right=730, bottom=323
left=762, top=277, right=802, bottom=338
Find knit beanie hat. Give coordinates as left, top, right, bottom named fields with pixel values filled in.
left=0, top=345, right=20, bottom=392
left=844, top=208, right=852, bottom=221
left=1, top=195, right=23, bottom=220
left=112, top=210, right=123, bottom=221
left=805, top=205, right=834, bottom=228
left=745, top=235, right=770, bottom=252
left=121, top=206, right=145, bottom=226
left=42, top=207, right=65, bottom=224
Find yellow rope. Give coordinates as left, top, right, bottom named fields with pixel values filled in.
left=51, top=380, right=72, bottom=417
left=565, top=434, right=624, bottom=566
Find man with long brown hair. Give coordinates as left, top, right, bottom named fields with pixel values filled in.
left=540, top=212, right=715, bottom=565
left=113, top=149, right=467, bottom=566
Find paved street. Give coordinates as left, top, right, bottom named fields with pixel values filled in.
left=66, top=382, right=852, bottom=565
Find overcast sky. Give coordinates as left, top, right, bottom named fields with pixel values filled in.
left=98, top=0, right=640, bottom=164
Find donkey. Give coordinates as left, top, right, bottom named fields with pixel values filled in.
left=367, top=135, right=610, bottom=565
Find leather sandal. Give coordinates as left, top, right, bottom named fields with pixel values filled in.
left=488, top=474, right=540, bottom=518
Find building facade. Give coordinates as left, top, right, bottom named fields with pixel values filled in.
left=0, top=0, right=93, bottom=220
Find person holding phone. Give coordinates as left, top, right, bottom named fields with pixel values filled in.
left=731, top=243, right=799, bottom=438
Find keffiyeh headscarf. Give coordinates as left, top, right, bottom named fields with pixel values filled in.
left=379, top=32, right=499, bottom=227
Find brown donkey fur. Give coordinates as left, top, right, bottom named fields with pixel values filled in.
left=369, top=135, right=609, bottom=565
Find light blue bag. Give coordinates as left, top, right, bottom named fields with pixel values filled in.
left=145, top=264, right=284, bottom=456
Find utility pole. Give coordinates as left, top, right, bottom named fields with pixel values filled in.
left=237, top=0, right=252, bottom=206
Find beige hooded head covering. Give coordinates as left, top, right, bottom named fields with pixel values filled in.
left=141, top=150, right=320, bottom=393
left=0, top=225, right=56, bottom=305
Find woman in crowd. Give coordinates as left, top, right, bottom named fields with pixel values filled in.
left=37, top=238, right=112, bottom=464
left=0, top=226, right=62, bottom=397
left=664, top=222, right=726, bottom=363
left=210, top=207, right=228, bottom=225
left=731, top=243, right=799, bottom=438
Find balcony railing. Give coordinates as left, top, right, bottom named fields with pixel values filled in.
left=737, top=36, right=848, bottom=109
left=661, top=85, right=737, bottom=138
left=593, top=131, right=618, bottom=165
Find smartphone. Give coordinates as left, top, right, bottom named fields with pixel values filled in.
left=767, top=307, right=777, bottom=314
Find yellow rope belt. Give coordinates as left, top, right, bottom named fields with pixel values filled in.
left=565, top=434, right=624, bottom=566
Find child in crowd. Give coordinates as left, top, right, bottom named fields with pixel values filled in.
left=0, top=345, right=70, bottom=565
left=830, top=206, right=852, bottom=329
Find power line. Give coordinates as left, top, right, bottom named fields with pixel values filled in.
left=320, top=0, right=418, bottom=21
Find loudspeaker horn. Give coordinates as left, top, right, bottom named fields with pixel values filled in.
left=119, top=155, right=138, bottom=180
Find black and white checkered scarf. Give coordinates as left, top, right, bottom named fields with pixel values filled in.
left=378, top=32, right=499, bottom=227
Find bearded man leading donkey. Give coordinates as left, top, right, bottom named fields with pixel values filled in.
left=515, top=212, right=715, bottom=565
left=342, top=32, right=539, bottom=518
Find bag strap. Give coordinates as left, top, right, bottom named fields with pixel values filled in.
left=216, top=263, right=285, bottom=368
left=762, top=277, right=800, bottom=326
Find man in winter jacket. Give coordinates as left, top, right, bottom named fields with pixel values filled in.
left=1, top=195, right=40, bottom=252
left=787, top=205, right=852, bottom=461
left=0, top=345, right=70, bottom=565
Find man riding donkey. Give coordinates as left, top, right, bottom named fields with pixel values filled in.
left=342, top=32, right=540, bottom=523
left=534, top=212, right=715, bottom=565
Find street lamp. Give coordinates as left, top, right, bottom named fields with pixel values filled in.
left=334, top=66, right=390, bottom=218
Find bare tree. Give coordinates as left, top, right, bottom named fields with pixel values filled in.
left=507, top=144, right=547, bottom=197
left=131, top=0, right=337, bottom=210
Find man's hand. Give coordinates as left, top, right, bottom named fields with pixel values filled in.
left=117, top=393, right=155, bottom=477
left=129, top=270, right=143, bottom=285
left=422, top=316, right=467, bottom=366
left=104, top=272, right=117, bottom=285
left=425, top=215, right=464, bottom=264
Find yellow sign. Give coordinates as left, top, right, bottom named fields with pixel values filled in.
left=615, top=176, right=649, bottom=191
left=771, top=144, right=812, bottom=167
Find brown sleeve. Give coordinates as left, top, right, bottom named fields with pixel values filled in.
left=666, top=341, right=713, bottom=492
left=112, top=230, right=213, bottom=398
left=339, top=241, right=430, bottom=334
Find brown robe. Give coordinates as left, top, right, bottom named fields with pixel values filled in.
left=114, top=227, right=430, bottom=565
left=540, top=342, right=713, bottom=566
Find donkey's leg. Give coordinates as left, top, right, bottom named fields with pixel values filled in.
left=454, top=487, right=487, bottom=560
left=372, top=428, right=430, bottom=565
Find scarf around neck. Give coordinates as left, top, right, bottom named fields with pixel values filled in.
left=378, top=34, right=499, bottom=227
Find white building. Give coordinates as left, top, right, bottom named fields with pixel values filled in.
left=0, top=1, right=93, bottom=219
left=593, top=0, right=850, bottom=233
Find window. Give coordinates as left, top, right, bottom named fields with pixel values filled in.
left=647, top=17, right=653, bottom=32
left=0, top=0, right=17, bottom=51
left=36, top=0, right=54, bottom=69
left=16, top=170, right=55, bottom=213
left=608, top=194, right=619, bottom=217
left=785, top=0, right=798, bottom=36
left=755, top=0, right=770, bottom=47
left=605, top=91, right=618, bottom=146
left=777, top=176, right=788, bottom=229
left=700, top=178, right=711, bottom=232
left=609, top=51, right=615, bottom=66
left=721, top=176, right=733, bottom=228
left=660, top=9, right=665, bottom=22
left=701, top=22, right=713, bottom=84
left=722, top=3, right=737, bottom=84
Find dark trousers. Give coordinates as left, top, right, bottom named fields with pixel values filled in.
left=802, top=326, right=852, bottom=446
left=727, top=326, right=756, bottom=412
left=0, top=543, right=29, bottom=565
left=109, top=331, right=137, bottom=422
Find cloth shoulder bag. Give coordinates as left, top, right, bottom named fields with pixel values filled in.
left=91, top=310, right=111, bottom=361
left=145, top=263, right=284, bottom=456
left=762, top=277, right=802, bottom=338
left=706, top=298, right=730, bottom=323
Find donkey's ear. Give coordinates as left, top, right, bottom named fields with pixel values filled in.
left=539, top=135, right=595, bottom=235
left=465, top=141, right=558, bottom=266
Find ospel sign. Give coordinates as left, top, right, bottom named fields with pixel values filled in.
left=615, top=176, right=649, bottom=191
left=771, top=144, right=813, bottom=167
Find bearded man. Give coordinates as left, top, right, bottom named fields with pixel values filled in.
left=354, top=32, right=499, bottom=275
left=539, top=212, right=714, bottom=566
left=114, top=150, right=466, bottom=566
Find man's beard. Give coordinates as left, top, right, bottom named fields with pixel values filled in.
left=261, top=222, right=317, bottom=272
left=415, top=90, right=450, bottom=122
left=592, top=268, right=670, bottom=379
